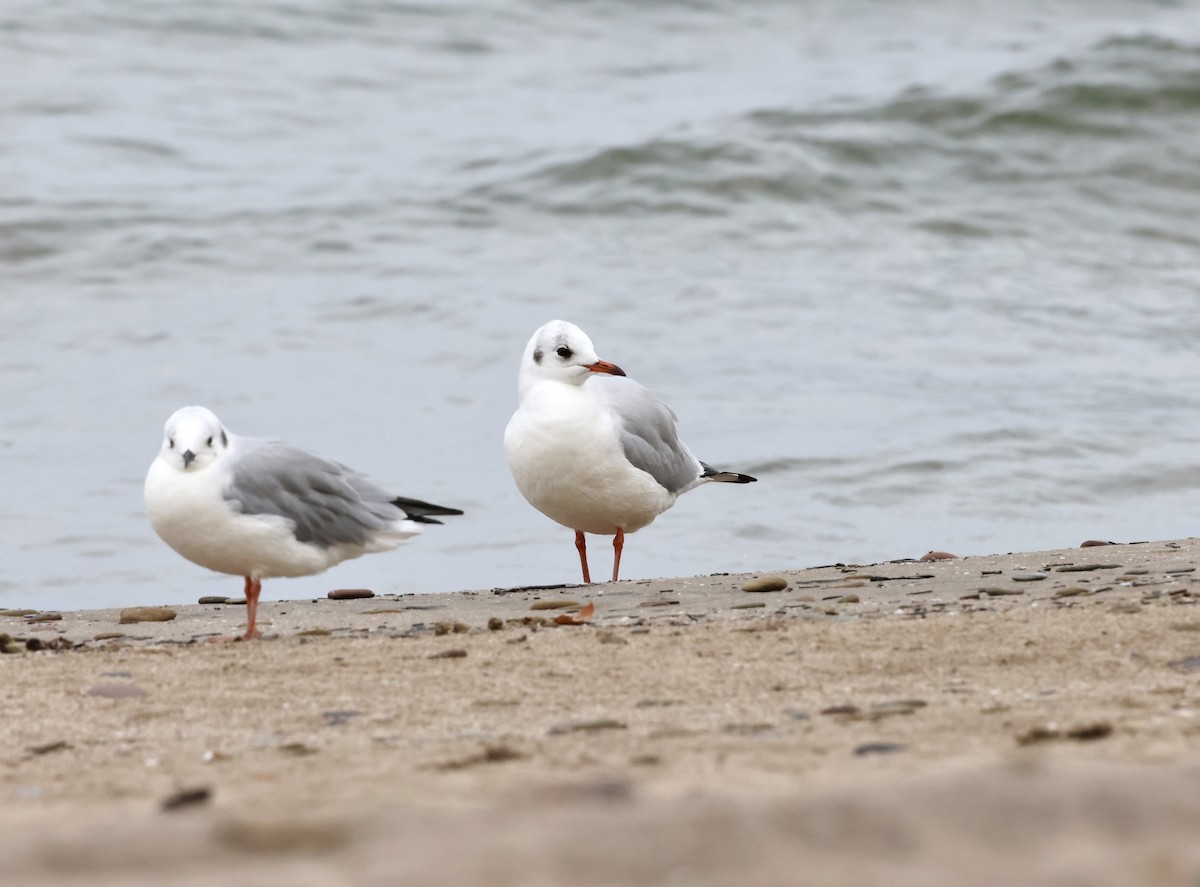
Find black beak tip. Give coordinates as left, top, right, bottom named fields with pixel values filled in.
left=182, top=450, right=196, bottom=468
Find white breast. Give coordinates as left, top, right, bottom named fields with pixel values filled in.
left=504, top=382, right=676, bottom=535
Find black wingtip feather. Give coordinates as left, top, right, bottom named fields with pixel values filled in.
left=700, top=462, right=757, bottom=484
left=391, top=495, right=465, bottom=523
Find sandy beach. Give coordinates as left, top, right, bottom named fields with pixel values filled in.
left=4, top=538, right=1200, bottom=886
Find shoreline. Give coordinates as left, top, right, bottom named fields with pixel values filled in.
left=5, top=538, right=1200, bottom=885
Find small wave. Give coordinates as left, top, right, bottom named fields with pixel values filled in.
left=459, top=31, right=1200, bottom=230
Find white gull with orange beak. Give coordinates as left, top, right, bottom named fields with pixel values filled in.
left=504, top=320, right=756, bottom=584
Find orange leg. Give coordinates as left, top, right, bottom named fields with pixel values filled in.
left=612, top=529, right=624, bottom=583
left=575, top=531, right=591, bottom=584
left=243, top=576, right=263, bottom=640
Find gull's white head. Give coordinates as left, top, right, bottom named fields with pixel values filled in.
left=519, top=320, right=625, bottom=393
left=157, top=406, right=232, bottom=473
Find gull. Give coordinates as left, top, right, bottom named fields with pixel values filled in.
left=144, top=406, right=462, bottom=639
left=504, top=320, right=755, bottom=584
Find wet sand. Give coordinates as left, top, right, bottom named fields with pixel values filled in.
left=4, top=539, right=1200, bottom=886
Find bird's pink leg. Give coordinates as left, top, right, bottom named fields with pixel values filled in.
left=612, top=529, right=624, bottom=583
left=243, top=576, right=263, bottom=640
left=575, top=531, right=591, bottom=584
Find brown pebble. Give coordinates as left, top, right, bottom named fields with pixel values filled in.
left=741, top=576, right=789, bottom=593
left=1066, top=722, right=1113, bottom=741
left=487, top=617, right=504, bottom=631
left=161, top=786, right=212, bottom=811
left=119, top=607, right=176, bottom=624
left=295, top=628, right=331, bottom=637
left=93, top=632, right=126, bottom=641
left=1053, top=587, right=1091, bottom=599
left=982, top=588, right=1024, bottom=596
left=428, top=648, right=467, bottom=659
left=87, top=683, right=147, bottom=698
left=26, top=612, right=63, bottom=623
left=327, top=588, right=374, bottom=600
left=26, top=740, right=71, bottom=756
left=198, top=596, right=230, bottom=605
left=820, top=704, right=861, bottom=717
left=919, top=551, right=958, bottom=562
left=0, top=609, right=38, bottom=617
left=434, top=621, right=470, bottom=635
left=596, top=630, right=629, bottom=645
left=530, top=599, right=581, bottom=610
left=731, top=602, right=766, bottom=610
left=837, top=594, right=860, bottom=604
left=1080, top=540, right=1117, bottom=547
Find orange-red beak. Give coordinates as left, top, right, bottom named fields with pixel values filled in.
left=585, top=359, right=626, bottom=377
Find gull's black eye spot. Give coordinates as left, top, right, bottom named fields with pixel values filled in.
left=206, top=436, right=213, bottom=447
left=221, top=430, right=228, bottom=448
left=168, top=438, right=175, bottom=449
left=555, top=346, right=572, bottom=360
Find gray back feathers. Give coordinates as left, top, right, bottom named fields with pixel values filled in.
left=588, top=375, right=703, bottom=494
left=224, top=439, right=402, bottom=548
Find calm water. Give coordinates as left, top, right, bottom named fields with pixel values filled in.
left=3, top=0, right=1200, bottom=610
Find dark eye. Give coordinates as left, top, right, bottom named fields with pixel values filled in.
left=206, top=436, right=213, bottom=447
left=556, top=346, right=572, bottom=359
left=168, top=438, right=175, bottom=449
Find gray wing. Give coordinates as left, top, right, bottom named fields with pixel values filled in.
left=224, top=438, right=401, bottom=548
left=588, top=375, right=702, bottom=494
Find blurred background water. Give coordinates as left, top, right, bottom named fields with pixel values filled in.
left=3, top=0, right=1200, bottom=610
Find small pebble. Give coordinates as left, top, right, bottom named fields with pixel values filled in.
left=854, top=742, right=905, bottom=756
left=919, top=551, right=958, bottom=562
left=328, top=588, right=374, bottom=600
left=25, top=612, right=63, bottom=623
left=428, top=648, right=468, bottom=659
left=741, top=576, right=789, bottom=593
left=837, top=594, right=860, bottom=604
left=161, top=787, right=212, bottom=811
left=870, top=699, right=927, bottom=716
left=820, top=704, right=861, bottom=717
left=530, top=600, right=581, bottom=610
left=26, top=740, right=71, bottom=756
left=198, top=596, right=230, bottom=605
left=0, top=609, right=38, bottom=617
left=982, top=588, right=1024, bottom=596
left=548, top=718, right=626, bottom=735
left=119, top=607, right=176, bottom=624
left=1080, top=540, right=1117, bottom=547
left=86, top=683, right=147, bottom=698
left=321, top=710, right=362, bottom=726
left=1055, top=564, right=1122, bottom=573
left=487, top=617, right=504, bottom=631
left=279, top=742, right=318, bottom=756
left=731, top=602, right=765, bottom=610
left=1054, top=587, right=1091, bottom=598
left=1168, top=655, right=1200, bottom=672
left=1010, top=573, right=1047, bottom=582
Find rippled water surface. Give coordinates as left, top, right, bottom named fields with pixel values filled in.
left=3, top=1, right=1200, bottom=610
